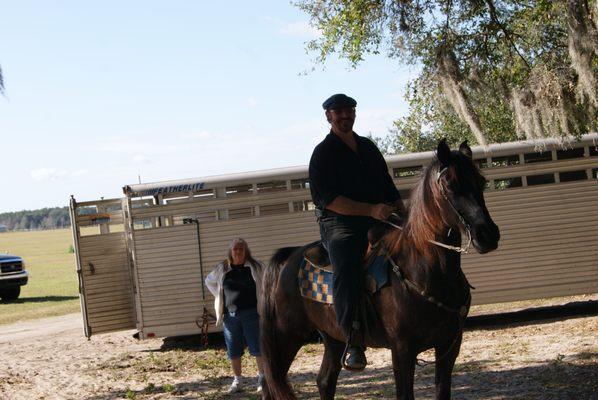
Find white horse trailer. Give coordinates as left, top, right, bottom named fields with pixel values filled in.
left=70, top=134, right=598, bottom=339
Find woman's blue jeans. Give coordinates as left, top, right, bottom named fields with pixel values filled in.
left=222, top=307, right=261, bottom=359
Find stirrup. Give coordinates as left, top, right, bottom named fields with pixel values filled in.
left=341, top=324, right=367, bottom=371
left=341, top=342, right=367, bottom=371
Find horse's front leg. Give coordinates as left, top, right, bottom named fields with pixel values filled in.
left=434, top=332, right=462, bottom=400
left=390, top=346, right=416, bottom=400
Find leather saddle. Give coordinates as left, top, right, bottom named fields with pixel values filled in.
left=302, top=217, right=391, bottom=271
left=299, top=241, right=390, bottom=346
left=301, top=241, right=390, bottom=297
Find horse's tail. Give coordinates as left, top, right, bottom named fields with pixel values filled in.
left=260, top=246, right=300, bottom=400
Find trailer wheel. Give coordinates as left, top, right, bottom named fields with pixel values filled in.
left=0, top=287, right=21, bottom=301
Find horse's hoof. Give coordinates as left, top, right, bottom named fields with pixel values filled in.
left=343, top=346, right=367, bottom=371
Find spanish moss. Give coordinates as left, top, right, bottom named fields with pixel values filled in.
left=437, top=47, right=488, bottom=147
left=510, top=66, right=584, bottom=142
left=567, top=0, right=598, bottom=107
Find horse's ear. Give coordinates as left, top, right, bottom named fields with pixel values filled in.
left=437, top=138, right=451, bottom=167
left=459, top=140, right=473, bottom=159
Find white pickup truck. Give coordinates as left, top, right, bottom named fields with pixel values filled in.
left=0, top=254, right=28, bottom=301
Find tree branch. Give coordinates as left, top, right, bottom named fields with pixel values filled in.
left=0, top=65, right=4, bottom=95
left=485, top=0, right=532, bottom=69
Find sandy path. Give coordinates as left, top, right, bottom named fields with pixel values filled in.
left=0, top=314, right=82, bottom=344
left=1, top=309, right=597, bottom=400
left=0, top=313, right=161, bottom=400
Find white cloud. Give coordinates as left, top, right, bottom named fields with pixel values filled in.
left=247, top=97, right=258, bottom=108
left=30, top=168, right=67, bottom=181
left=30, top=168, right=90, bottom=181
left=355, top=107, right=403, bottom=138
left=132, top=155, right=148, bottom=163
left=280, top=117, right=329, bottom=147
left=279, top=21, right=320, bottom=39
left=179, top=130, right=213, bottom=140
left=96, top=138, right=188, bottom=155
left=72, top=169, right=88, bottom=177
left=97, top=131, right=215, bottom=159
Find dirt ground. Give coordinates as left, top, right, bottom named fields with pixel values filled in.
left=1, top=297, right=597, bottom=400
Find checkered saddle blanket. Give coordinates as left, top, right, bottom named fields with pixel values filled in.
left=298, top=243, right=390, bottom=304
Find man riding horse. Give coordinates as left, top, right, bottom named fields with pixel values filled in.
left=308, top=93, right=406, bottom=371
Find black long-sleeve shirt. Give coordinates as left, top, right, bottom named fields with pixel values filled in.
left=308, top=131, right=400, bottom=210
left=222, top=264, right=257, bottom=313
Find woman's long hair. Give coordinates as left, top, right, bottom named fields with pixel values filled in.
left=225, top=237, right=258, bottom=267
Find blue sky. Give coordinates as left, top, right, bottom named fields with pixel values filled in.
left=0, top=1, right=418, bottom=213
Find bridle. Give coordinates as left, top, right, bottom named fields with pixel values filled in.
left=383, top=166, right=472, bottom=254
left=432, top=167, right=472, bottom=254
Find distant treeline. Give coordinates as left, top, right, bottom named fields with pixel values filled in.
left=0, top=207, right=71, bottom=231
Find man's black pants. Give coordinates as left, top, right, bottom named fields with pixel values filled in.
left=319, top=214, right=373, bottom=341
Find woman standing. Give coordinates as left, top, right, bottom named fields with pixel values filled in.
left=205, top=238, right=265, bottom=394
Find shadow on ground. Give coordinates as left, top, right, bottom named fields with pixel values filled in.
left=153, top=301, right=598, bottom=353
left=84, top=352, right=598, bottom=400
left=84, top=302, right=597, bottom=399
left=158, top=332, right=227, bottom=352
left=466, top=300, right=598, bottom=330
left=2, top=295, right=78, bottom=304
left=157, top=331, right=322, bottom=353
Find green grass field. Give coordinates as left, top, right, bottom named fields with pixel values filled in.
left=0, top=229, right=79, bottom=325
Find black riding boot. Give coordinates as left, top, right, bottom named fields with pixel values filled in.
left=342, top=320, right=367, bottom=371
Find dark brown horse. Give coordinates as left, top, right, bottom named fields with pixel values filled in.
left=260, top=139, right=500, bottom=400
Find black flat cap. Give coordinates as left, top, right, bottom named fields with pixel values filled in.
left=322, top=93, right=357, bottom=110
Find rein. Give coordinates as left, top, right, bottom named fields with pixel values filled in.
left=383, top=247, right=471, bottom=366
left=383, top=244, right=471, bottom=367
left=381, top=165, right=475, bottom=313
left=384, top=249, right=470, bottom=317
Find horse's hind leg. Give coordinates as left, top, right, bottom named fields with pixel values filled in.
left=434, top=333, right=462, bottom=400
left=262, top=332, right=305, bottom=400
left=316, top=331, right=344, bottom=400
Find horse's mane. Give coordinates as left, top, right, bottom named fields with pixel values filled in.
left=386, top=159, right=448, bottom=262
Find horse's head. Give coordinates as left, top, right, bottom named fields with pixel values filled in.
left=435, top=139, right=500, bottom=254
